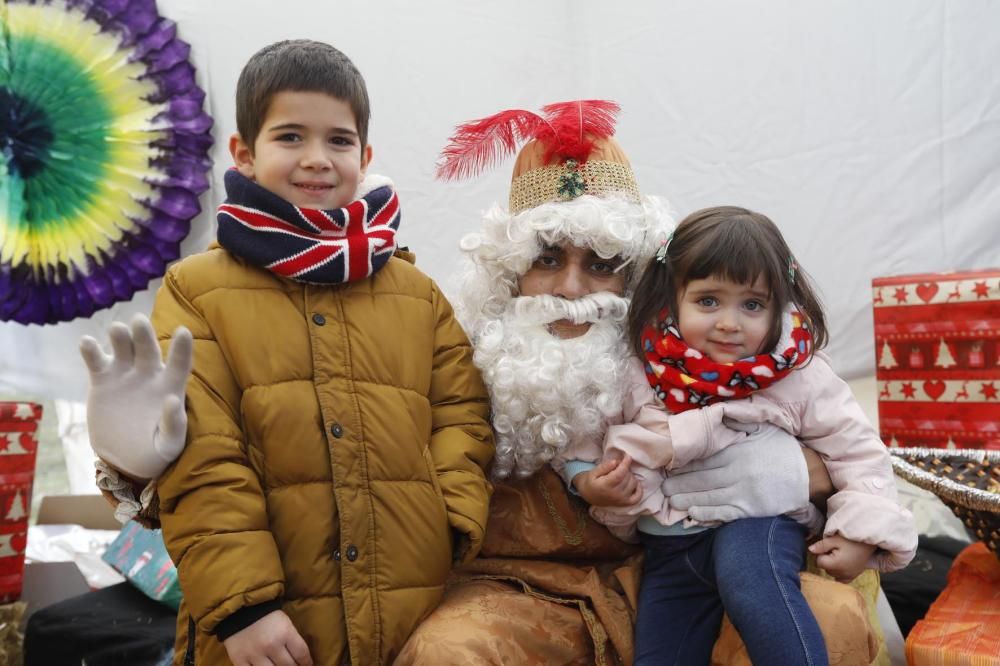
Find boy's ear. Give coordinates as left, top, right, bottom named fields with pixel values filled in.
left=229, top=133, right=256, bottom=179
left=360, top=144, right=373, bottom=175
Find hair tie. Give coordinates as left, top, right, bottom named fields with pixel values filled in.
left=655, top=233, right=674, bottom=264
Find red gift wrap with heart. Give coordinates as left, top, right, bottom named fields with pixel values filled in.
left=0, top=403, right=41, bottom=602
left=873, top=269, right=1000, bottom=450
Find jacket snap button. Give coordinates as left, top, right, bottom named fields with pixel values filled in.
left=346, top=545, right=359, bottom=562
left=312, top=313, right=326, bottom=326
left=330, top=423, right=344, bottom=438
left=333, top=548, right=341, bottom=561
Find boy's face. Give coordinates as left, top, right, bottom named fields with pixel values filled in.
left=230, top=91, right=372, bottom=209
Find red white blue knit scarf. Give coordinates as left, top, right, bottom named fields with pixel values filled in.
left=642, top=307, right=813, bottom=413
left=216, top=169, right=400, bottom=284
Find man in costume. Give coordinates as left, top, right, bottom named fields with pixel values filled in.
left=394, top=101, right=887, bottom=664
left=83, top=101, right=894, bottom=664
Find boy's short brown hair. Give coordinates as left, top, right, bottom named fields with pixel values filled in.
left=235, top=39, right=370, bottom=153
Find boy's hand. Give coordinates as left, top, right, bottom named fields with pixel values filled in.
left=809, top=534, right=876, bottom=583
left=573, top=455, right=642, bottom=507
left=80, top=313, right=193, bottom=481
left=222, top=610, right=313, bottom=666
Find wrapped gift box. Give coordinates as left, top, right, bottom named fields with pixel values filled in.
left=0, top=402, right=41, bottom=602
left=102, top=520, right=181, bottom=609
left=873, top=269, right=1000, bottom=450
left=906, top=542, right=1000, bottom=664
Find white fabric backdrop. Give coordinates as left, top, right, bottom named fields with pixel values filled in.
left=3, top=0, right=999, bottom=401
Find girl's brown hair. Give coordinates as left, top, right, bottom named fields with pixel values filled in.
left=627, top=206, right=828, bottom=359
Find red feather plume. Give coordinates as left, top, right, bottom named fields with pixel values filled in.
left=538, top=100, right=620, bottom=164
left=436, top=100, right=621, bottom=181
left=436, top=109, right=550, bottom=181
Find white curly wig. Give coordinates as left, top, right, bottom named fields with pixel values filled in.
left=454, top=193, right=675, bottom=338
left=452, top=193, right=676, bottom=478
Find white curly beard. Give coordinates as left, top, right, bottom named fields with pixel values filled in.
left=471, top=292, right=632, bottom=479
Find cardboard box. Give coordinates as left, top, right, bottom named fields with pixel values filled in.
left=35, top=494, right=121, bottom=532
left=22, top=495, right=119, bottom=621
left=873, top=269, right=1000, bottom=449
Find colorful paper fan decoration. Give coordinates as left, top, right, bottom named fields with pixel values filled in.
left=0, top=0, right=213, bottom=325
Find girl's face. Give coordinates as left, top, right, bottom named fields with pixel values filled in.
left=676, top=275, right=773, bottom=363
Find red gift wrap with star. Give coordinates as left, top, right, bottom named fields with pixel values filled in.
left=873, top=269, right=1000, bottom=450
left=0, top=403, right=41, bottom=602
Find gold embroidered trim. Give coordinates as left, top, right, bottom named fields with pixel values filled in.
left=579, top=603, right=611, bottom=666
left=539, top=478, right=588, bottom=546
left=509, top=160, right=641, bottom=213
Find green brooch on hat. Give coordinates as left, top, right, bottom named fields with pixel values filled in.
left=557, top=159, right=586, bottom=199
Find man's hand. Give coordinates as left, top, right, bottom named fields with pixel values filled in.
left=80, top=313, right=193, bottom=480
left=662, top=424, right=810, bottom=523
left=809, top=535, right=876, bottom=583
left=718, top=400, right=834, bottom=506
left=802, top=446, right=834, bottom=508
left=573, top=455, right=642, bottom=507
left=222, top=610, right=313, bottom=666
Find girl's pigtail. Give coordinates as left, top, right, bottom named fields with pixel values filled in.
left=627, top=234, right=675, bottom=358
left=788, top=259, right=829, bottom=353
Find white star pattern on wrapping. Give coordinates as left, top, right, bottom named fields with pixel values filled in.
left=13, top=404, right=34, bottom=420
left=0, top=434, right=30, bottom=456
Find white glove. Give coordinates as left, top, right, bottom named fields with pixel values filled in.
left=80, top=313, right=193, bottom=480
left=662, top=423, right=810, bottom=524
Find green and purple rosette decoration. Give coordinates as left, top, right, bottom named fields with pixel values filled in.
left=0, top=0, right=212, bottom=325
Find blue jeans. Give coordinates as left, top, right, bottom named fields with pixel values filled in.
left=634, top=516, right=828, bottom=666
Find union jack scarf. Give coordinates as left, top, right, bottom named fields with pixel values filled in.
left=216, top=169, right=401, bottom=284
left=641, top=306, right=813, bottom=413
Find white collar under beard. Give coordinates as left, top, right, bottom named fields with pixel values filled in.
left=471, top=292, right=632, bottom=479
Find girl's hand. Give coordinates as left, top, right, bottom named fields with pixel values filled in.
left=809, top=535, right=877, bottom=583
left=573, top=455, right=642, bottom=507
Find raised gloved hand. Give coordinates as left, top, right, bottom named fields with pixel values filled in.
left=662, top=423, right=810, bottom=524
left=80, top=314, right=193, bottom=480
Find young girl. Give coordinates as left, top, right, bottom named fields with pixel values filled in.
left=556, top=206, right=916, bottom=665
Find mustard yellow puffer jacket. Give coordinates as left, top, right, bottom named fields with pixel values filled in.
left=151, top=247, right=494, bottom=665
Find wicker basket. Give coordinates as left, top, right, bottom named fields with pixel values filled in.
left=890, top=448, right=1000, bottom=559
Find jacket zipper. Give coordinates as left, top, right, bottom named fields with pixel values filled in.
left=183, top=616, right=196, bottom=665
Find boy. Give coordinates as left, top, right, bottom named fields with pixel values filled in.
left=148, top=40, right=493, bottom=665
